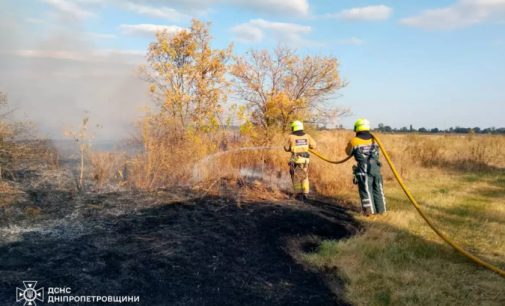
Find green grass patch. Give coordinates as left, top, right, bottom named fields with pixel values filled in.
left=297, top=170, right=505, bottom=306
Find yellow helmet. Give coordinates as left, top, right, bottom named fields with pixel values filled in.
left=354, top=118, right=371, bottom=132
left=291, top=120, right=304, bottom=132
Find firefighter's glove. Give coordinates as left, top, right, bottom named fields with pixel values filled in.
left=352, top=165, right=358, bottom=185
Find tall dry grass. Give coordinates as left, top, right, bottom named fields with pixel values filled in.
left=124, top=128, right=505, bottom=195
left=89, top=151, right=127, bottom=191
left=308, top=132, right=505, bottom=198
left=122, top=116, right=238, bottom=190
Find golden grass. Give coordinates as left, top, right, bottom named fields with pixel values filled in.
left=147, top=128, right=505, bottom=194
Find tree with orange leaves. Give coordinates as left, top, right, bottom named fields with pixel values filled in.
left=231, top=45, right=349, bottom=143
left=138, top=18, right=234, bottom=142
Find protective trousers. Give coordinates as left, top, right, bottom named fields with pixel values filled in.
left=356, top=165, right=386, bottom=215
left=290, top=163, right=309, bottom=195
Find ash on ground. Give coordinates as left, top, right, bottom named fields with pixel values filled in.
left=0, top=158, right=359, bottom=306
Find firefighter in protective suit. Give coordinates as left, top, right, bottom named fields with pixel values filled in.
left=345, top=118, right=387, bottom=216
left=284, top=121, right=316, bottom=200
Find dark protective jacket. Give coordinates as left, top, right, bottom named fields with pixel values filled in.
left=345, top=131, right=381, bottom=175
left=284, top=130, right=316, bottom=164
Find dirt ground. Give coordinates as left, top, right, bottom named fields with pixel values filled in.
left=0, top=168, right=360, bottom=305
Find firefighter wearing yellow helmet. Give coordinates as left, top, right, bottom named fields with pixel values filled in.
left=345, top=118, right=387, bottom=216
left=284, top=120, right=316, bottom=200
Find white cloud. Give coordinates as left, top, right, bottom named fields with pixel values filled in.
left=39, top=0, right=192, bottom=21
left=142, top=0, right=310, bottom=16
left=11, top=49, right=145, bottom=63
left=25, top=18, right=44, bottom=23
left=39, top=0, right=310, bottom=19
left=83, top=32, right=117, bottom=39
left=71, top=0, right=106, bottom=3
left=230, top=19, right=319, bottom=47
left=40, top=0, right=93, bottom=19
left=332, top=5, right=392, bottom=21
left=400, top=0, right=505, bottom=30
left=123, top=2, right=191, bottom=22
left=120, top=24, right=185, bottom=38
left=230, top=24, right=264, bottom=44
left=12, top=50, right=88, bottom=62
left=95, top=0, right=309, bottom=16
left=338, top=38, right=364, bottom=45
left=493, top=39, right=504, bottom=45
left=106, top=50, right=146, bottom=56
left=230, top=0, right=309, bottom=16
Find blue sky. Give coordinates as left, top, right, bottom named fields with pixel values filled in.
left=0, top=0, right=504, bottom=138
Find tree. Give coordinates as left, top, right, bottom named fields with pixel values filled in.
left=453, top=126, right=471, bottom=134
left=231, top=45, right=349, bottom=143
left=400, top=126, right=408, bottom=132
left=138, top=18, right=234, bottom=142
left=431, top=128, right=439, bottom=133
left=378, top=123, right=385, bottom=132
left=418, top=127, right=428, bottom=133
left=384, top=126, right=392, bottom=133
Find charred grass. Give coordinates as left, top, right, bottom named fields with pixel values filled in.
left=0, top=149, right=359, bottom=305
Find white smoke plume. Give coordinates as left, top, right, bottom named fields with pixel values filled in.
left=0, top=1, right=150, bottom=141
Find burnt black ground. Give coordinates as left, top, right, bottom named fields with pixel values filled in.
left=0, top=187, right=358, bottom=306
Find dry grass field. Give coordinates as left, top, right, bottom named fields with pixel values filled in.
left=298, top=131, right=505, bottom=306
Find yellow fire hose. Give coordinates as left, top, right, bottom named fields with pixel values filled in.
left=309, top=133, right=505, bottom=277
left=309, top=149, right=353, bottom=164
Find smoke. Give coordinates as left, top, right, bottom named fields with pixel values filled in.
left=0, top=1, right=150, bottom=141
